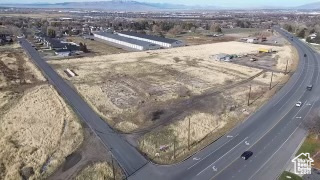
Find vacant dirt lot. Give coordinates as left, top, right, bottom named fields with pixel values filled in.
left=49, top=41, right=296, bottom=163
left=49, top=41, right=289, bottom=129
left=66, top=36, right=127, bottom=56
left=175, top=32, right=237, bottom=45
left=223, top=28, right=266, bottom=38
left=0, top=46, right=84, bottom=179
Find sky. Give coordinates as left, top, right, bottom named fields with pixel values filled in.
left=1, top=0, right=319, bottom=8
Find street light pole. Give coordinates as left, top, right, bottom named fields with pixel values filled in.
left=247, top=84, right=251, bottom=106
left=188, top=117, right=191, bottom=151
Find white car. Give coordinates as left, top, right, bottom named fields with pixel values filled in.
left=295, top=101, right=302, bottom=107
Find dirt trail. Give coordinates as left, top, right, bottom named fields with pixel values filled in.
left=125, top=70, right=266, bottom=136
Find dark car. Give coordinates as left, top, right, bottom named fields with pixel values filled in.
left=304, top=54, right=307, bottom=57
left=241, top=151, right=253, bottom=160
left=307, top=85, right=313, bottom=91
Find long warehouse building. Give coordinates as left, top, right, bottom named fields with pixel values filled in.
left=93, top=32, right=161, bottom=51
left=117, top=31, right=185, bottom=48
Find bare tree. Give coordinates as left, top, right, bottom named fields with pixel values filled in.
left=210, top=23, right=222, bottom=33
left=190, top=27, right=196, bottom=33
left=152, top=25, right=161, bottom=34
left=168, top=25, right=183, bottom=36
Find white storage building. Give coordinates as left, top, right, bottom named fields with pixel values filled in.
left=117, top=31, right=185, bottom=48
left=93, top=32, right=161, bottom=51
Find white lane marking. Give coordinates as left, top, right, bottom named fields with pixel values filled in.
left=209, top=96, right=306, bottom=179
left=273, top=47, right=307, bottom=107
left=248, top=102, right=315, bottom=180
left=193, top=157, right=200, bottom=161
left=208, top=54, right=316, bottom=179
left=212, top=166, right=217, bottom=172
left=277, top=40, right=317, bottom=112
left=296, top=117, right=302, bottom=119
left=248, top=126, right=301, bottom=180
left=196, top=137, right=248, bottom=176
left=227, top=135, right=233, bottom=138
left=291, top=101, right=307, bottom=119
left=208, top=99, right=307, bottom=180
left=277, top=69, right=311, bottom=112
left=187, top=134, right=238, bottom=170
left=245, top=141, right=250, bottom=146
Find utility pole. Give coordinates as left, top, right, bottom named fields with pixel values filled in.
left=269, top=72, right=274, bottom=90
left=285, top=59, right=289, bottom=74
left=247, top=84, right=251, bottom=106
left=173, top=137, right=176, bottom=159
left=188, top=117, right=191, bottom=151
left=112, top=156, right=116, bottom=180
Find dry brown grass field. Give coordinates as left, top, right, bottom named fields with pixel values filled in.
left=66, top=36, right=127, bottom=56
left=75, top=162, right=122, bottom=180
left=48, top=40, right=297, bottom=163
left=0, top=45, right=83, bottom=179
left=49, top=41, right=291, bottom=130
left=175, top=33, right=237, bottom=45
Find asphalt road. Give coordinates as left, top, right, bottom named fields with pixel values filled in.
left=18, top=38, right=148, bottom=177
left=129, top=28, right=320, bottom=180
left=19, top=26, right=319, bottom=180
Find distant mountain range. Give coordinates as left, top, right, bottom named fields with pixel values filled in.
left=296, top=1, right=320, bottom=10
left=1, top=0, right=320, bottom=10
left=0, top=0, right=219, bottom=11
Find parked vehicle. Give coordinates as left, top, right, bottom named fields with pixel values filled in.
left=307, top=85, right=313, bottom=91
left=250, top=57, right=257, bottom=61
